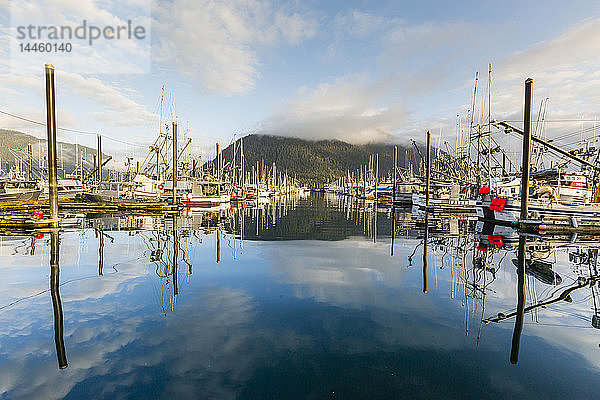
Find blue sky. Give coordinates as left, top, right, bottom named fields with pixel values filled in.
left=1, top=0, right=600, bottom=165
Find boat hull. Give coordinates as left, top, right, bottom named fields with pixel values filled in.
left=476, top=197, right=600, bottom=224
left=0, top=190, right=41, bottom=202
left=182, top=194, right=231, bottom=208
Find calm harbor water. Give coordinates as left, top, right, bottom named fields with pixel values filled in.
left=1, top=193, right=599, bottom=399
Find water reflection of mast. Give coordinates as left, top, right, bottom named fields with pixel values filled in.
left=50, top=230, right=68, bottom=369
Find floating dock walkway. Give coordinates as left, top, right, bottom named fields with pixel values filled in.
left=0, top=200, right=180, bottom=214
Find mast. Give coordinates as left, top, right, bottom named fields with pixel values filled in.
left=158, top=85, right=164, bottom=181
left=488, top=63, right=492, bottom=188
left=470, top=72, right=479, bottom=185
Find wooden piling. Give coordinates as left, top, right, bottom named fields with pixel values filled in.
left=393, top=146, right=397, bottom=204
left=97, top=134, right=102, bottom=182
left=425, top=130, right=431, bottom=208
left=92, top=154, right=97, bottom=182
left=520, top=78, right=534, bottom=221
left=27, top=143, right=32, bottom=180
left=44, top=64, right=59, bottom=222
left=375, top=154, right=379, bottom=202
left=216, top=143, right=220, bottom=180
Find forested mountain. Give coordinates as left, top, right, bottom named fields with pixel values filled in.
left=1, top=129, right=424, bottom=185
left=0, top=129, right=104, bottom=176
left=218, top=134, right=424, bottom=186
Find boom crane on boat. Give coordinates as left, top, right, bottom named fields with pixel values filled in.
left=495, top=121, right=600, bottom=172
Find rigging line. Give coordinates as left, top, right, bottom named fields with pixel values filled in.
left=0, top=256, right=145, bottom=312
left=0, top=109, right=148, bottom=148
left=551, top=125, right=599, bottom=141
left=0, top=109, right=96, bottom=135
left=504, top=119, right=600, bottom=123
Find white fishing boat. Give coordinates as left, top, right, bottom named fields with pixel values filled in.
left=182, top=179, right=230, bottom=208
left=132, top=175, right=164, bottom=199
left=258, top=184, right=270, bottom=198
left=81, top=181, right=133, bottom=202
left=244, top=184, right=258, bottom=199
left=476, top=195, right=600, bottom=225
left=477, top=172, right=600, bottom=225
left=0, top=180, right=42, bottom=202
left=412, top=182, right=476, bottom=213
left=40, top=178, right=86, bottom=199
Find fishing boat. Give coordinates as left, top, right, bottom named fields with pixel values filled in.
left=412, top=183, right=476, bottom=214
left=80, top=181, right=134, bottom=202
left=230, top=184, right=245, bottom=201
left=182, top=178, right=230, bottom=208
left=476, top=195, right=600, bottom=225
left=477, top=172, right=600, bottom=225
left=161, top=180, right=193, bottom=200
left=132, top=175, right=164, bottom=199
left=40, top=178, right=86, bottom=199
left=0, top=180, right=42, bottom=202
left=244, top=184, right=258, bottom=199
left=257, top=184, right=270, bottom=198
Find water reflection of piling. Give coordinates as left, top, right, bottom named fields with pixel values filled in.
left=172, top=215, right=178, bottom=297
left=216, top=229, right=221, bottom=264
left=50, top=231, right=68, bottom=369
left=422, top=215, right=429, bottom=294
left=98, top=230, right=104, bottom=276
left=391, top=207, right=395, bottom=256
left=511, top=235, right=527, bottom=365
left=373, top=202, right=377, bottom=244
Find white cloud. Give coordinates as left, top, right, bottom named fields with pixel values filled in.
left=9, top=0, right=151, bottom=75
left=58, top=72, right=156, bottom=127
left=261, top=15, right=480, bottom=144
left=261, top=74, right=409, bottom=143
left=152, top=0, right=318, bottom=95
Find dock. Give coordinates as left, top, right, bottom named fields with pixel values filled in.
left=0, top=200, right=180, bottom=214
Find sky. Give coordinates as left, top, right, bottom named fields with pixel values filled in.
left=1, top=0, right=600, bottom=167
